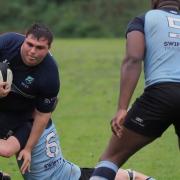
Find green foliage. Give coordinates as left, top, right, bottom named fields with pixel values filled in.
left=0, top=0, right=149, bottom=37
left=0, top=38, right=179, bottom=180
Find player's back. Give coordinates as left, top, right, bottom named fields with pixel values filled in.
left=17, top=123, right=81, bottom=180
left=144, top=9, right=180, bottom=87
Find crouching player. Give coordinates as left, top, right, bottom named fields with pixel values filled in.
left=17, top=120, right=94, bottom=180
left=0, top=22, right=93, bottom=180
left=0, top=117, right=93, bottom=180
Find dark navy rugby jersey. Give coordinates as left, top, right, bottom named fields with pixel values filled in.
left=0, top=32, right=60, bottom=130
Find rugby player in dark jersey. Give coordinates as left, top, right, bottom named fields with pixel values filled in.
left=0, top=23, right=95, bottom=180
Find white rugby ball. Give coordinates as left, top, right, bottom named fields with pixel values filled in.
left=0, top=62, right=13, bottom=87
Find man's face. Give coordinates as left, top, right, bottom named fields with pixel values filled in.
left=21, top=34, right=50, bottom=66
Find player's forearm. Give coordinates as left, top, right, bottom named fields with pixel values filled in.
left=118, top=57, right=142, bottom=110
left=24, top=111, right=51, bottom=152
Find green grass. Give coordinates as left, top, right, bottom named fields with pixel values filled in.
left=0, top=39, right=179, bottom=180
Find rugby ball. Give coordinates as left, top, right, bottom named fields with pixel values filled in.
left=0, top=62, right=13, bottom=87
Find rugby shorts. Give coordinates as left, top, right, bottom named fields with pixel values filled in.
left=124, top=82, right=180, bottom=137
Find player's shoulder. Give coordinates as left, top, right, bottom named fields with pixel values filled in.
left=0, top=32, right=24, bottom=49
left=126, top=13, right=146, bottom=36
left=0, top=32, right=24, bottom=41
left=146, top=8, right=180, bottom=17
left=36, top=54, right=60, bottom=95
left=42, top=52, right=59, bottom=72
left=37, top=53, right=60, bottom=84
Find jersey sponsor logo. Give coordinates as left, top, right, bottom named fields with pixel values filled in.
left=163, top=16, right=180, bottom=50
left=131, top=117, right=145, bottom=127
left=44, top=97, right=57, bottom=105
left=44, top=157, right=62, bottom=170
left=164, top=41, right=180, bottom=50
left=167, top=16, right=180, bottom=39
left=164, top=41, right=180, bottom=46
left=167, top=17, right=180, bottom=30
left=44, top=98, right=51, bottom=104
left=25, top=76, right=34, bottom=85
left=21, top=76, right=34, bottom=89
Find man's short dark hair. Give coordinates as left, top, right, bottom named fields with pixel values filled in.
left=26, top=23, right=53, bottom=47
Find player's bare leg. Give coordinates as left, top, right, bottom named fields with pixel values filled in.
left=90, top=127, right=156, bottom=180
left=100, top=127, right=156, bottom=166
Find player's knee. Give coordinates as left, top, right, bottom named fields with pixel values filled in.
left=1, top=148, right=14, bottom=158
left=1, top=136, right=21, bottom=157
left=0, top=145, right=16, bottom=157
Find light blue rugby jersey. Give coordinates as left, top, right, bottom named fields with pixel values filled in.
left=127, top=8, right=180, bottom=87
left=18, top=123, right=81, bottom=180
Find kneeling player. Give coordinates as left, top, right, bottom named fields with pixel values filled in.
left=0, top=119, right=93, bottom=180
left=17, top=121, right=82, bottom=180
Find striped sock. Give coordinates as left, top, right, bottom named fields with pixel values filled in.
left=90, top=161, right=118, bottom=180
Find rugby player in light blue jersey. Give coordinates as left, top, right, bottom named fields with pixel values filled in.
left=91, top=0, right=179, bottom=180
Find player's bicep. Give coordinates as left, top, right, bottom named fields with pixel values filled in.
left=126, top=31, right=145, bottom=61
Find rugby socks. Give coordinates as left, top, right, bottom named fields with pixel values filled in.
left=90, top=160, right=118, bottom=180
left=79, top=168, right=95, bottom=180
left=126, top=169, right=156, bottom=180
left=126, top=169, right=135, bottom=180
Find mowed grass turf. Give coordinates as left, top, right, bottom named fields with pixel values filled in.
left=0, top=39, right=179, bottom=180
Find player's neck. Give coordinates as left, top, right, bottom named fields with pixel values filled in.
left=158, top=2, right=179, bottom=11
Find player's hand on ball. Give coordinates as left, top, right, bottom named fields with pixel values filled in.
left=0, top=82, right=11, bottom=97
left=0, top=62, right=13, bottom=97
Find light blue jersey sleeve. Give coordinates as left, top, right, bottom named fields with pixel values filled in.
left=17, top=123, right=81, bottom=180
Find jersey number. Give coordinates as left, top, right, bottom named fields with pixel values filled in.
left=167, top=17, right=180, bottom=38
left=46, top=132, right=59, bottom=157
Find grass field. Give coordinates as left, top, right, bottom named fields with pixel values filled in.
left=0, top=39, right=179, bottom=179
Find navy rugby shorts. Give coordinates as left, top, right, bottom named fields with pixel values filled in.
left=0, top=119, right=31, bottom=149
left=124, top=82, right=180, bottom=137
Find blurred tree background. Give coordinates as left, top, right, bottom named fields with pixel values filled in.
left=0, top=0, right=149, bottom=37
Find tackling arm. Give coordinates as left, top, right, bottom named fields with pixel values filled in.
left=18, top=109, right=51, bottom=174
